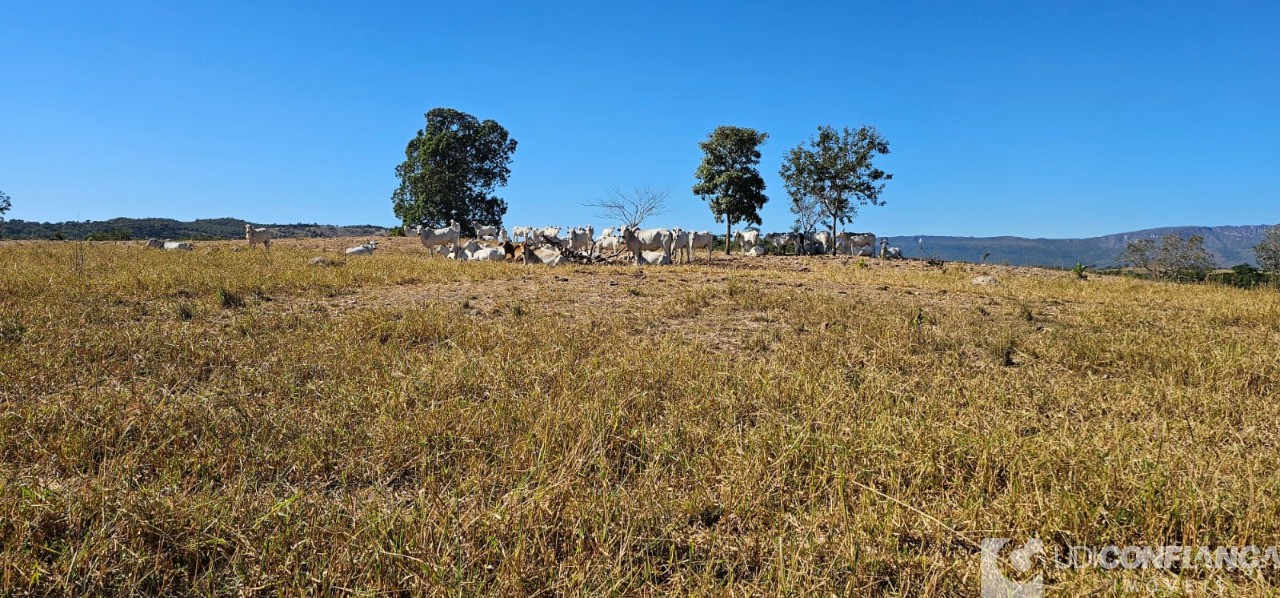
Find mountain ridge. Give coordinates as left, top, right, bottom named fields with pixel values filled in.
left=883, top=224, right=1276, bottom=268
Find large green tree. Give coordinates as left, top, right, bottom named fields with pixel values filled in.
left=692, top=126, right=769, bottom=254
left=392, top=108, right=516, bottom=235
left=779, top=125, right=892, bottom=254
left=1255, top=225, right=1280, bottom=274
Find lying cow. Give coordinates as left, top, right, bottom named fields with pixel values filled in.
left=146, top=238, right=194, bottom=251
left=344, top=240, right=378, bottom=255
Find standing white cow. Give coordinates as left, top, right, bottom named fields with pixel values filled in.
left=735, top=230, right=761, bottom=254
left=416, top=220, right=461, bottom=255
left=620, top=226, right=673, bottom=265
left=511, top=226, right=534, bottom=242
left=668, top=228, right=691, bottom=264
left=837, top=232, right=876, bottom=256
left=473, top=223, right=501, bottom=240
left=596, top=235, right=624, bottom=254
left=245, top=224, right=272, bottom=251
left=689, top=231, right=715, bottom=261
left=567, top=226, right=594, bottom=252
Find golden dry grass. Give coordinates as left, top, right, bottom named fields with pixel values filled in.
left=2, top=238, right=1279, bottom=595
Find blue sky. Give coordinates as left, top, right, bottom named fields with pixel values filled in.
left=2, top=1, right=1276, bottom=238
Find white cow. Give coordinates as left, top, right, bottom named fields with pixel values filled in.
left=811, top=231, right=833, bottom=254
left=146, top=238, right=193, bottom=251
left=538, top=226, right=561, bottom=240
left=469, top=246, right=506, bottom=261
left=448, top=239, right=481, bottom=259
left=511, top=226, right=534, bottom=242
left=735, top=230, right=761, bottom=253
left=689, top=231, right=715, bottom=261
left=344, top=240, right=378, bottom=255
left=473, top=224, right=501, bottom=240
left=245, top=224, right=272, bottom=251
left=596, top=235, right=624, bottom=254
left=567, top=226, right=594, bottom=252
left=416, top=220, right=461, bottom=255
left=883, top=246, right=903, bottom=259
left=640, top=251, right=672, bottom=265
left=837, top=232, right=876, bottom=256
left=620, top=226, right=673, bottom=265
left=668, top=228, right=691, bottom=264
left=745, top=245, right=767, bottom=257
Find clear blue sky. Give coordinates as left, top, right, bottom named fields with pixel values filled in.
left=2, top=1, right=1276, bottom=238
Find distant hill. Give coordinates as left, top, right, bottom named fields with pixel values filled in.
left=0, top=217, right=389, bottom=241
left=883, top=224, right=1277, bottom=268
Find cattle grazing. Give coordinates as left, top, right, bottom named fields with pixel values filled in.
left=245, top=224, right=273, bottom=251
left=735, top=230, right=761, bottom=253
left=511, top=226, right=533, bottom=242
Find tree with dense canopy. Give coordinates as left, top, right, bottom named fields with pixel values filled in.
left=0, top=190, right=11, bottom=222
left=692, top=126, right=769, bottom=255
left=392, top=108, right=516, bottom=236
left=779, top=125, right=892, bottom=254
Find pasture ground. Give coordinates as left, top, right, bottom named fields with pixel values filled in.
left=2, top=238, right=1279, bottom=595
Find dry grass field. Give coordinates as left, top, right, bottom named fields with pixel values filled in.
left=2, top=238, right=1279, bottom=595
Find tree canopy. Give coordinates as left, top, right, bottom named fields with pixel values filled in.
left=779, top=125, right=891, bottom=254
left=0, top=190, right=10, bottom=222
left=1122, top=234, right=1216, bottom=281
left=392, top=108, right=516, bottom=236
left=692, top=126, right=769, bottom=253
left=1255, top=225, right=1280, bottom=273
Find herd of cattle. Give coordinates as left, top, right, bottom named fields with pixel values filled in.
left=141, top=222, right=904, bottom=264
left=409, top=221, right=905, bottom=265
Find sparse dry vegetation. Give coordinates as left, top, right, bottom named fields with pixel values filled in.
left=2, top=238, right=1279, bottom=594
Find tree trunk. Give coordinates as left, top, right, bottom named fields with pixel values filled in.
left=831, top=214, right=838, bottom=255
left=726, top=221, right=732, bottom=256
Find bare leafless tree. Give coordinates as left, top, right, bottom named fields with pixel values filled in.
left=584, top=186, right=669, bottom=228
